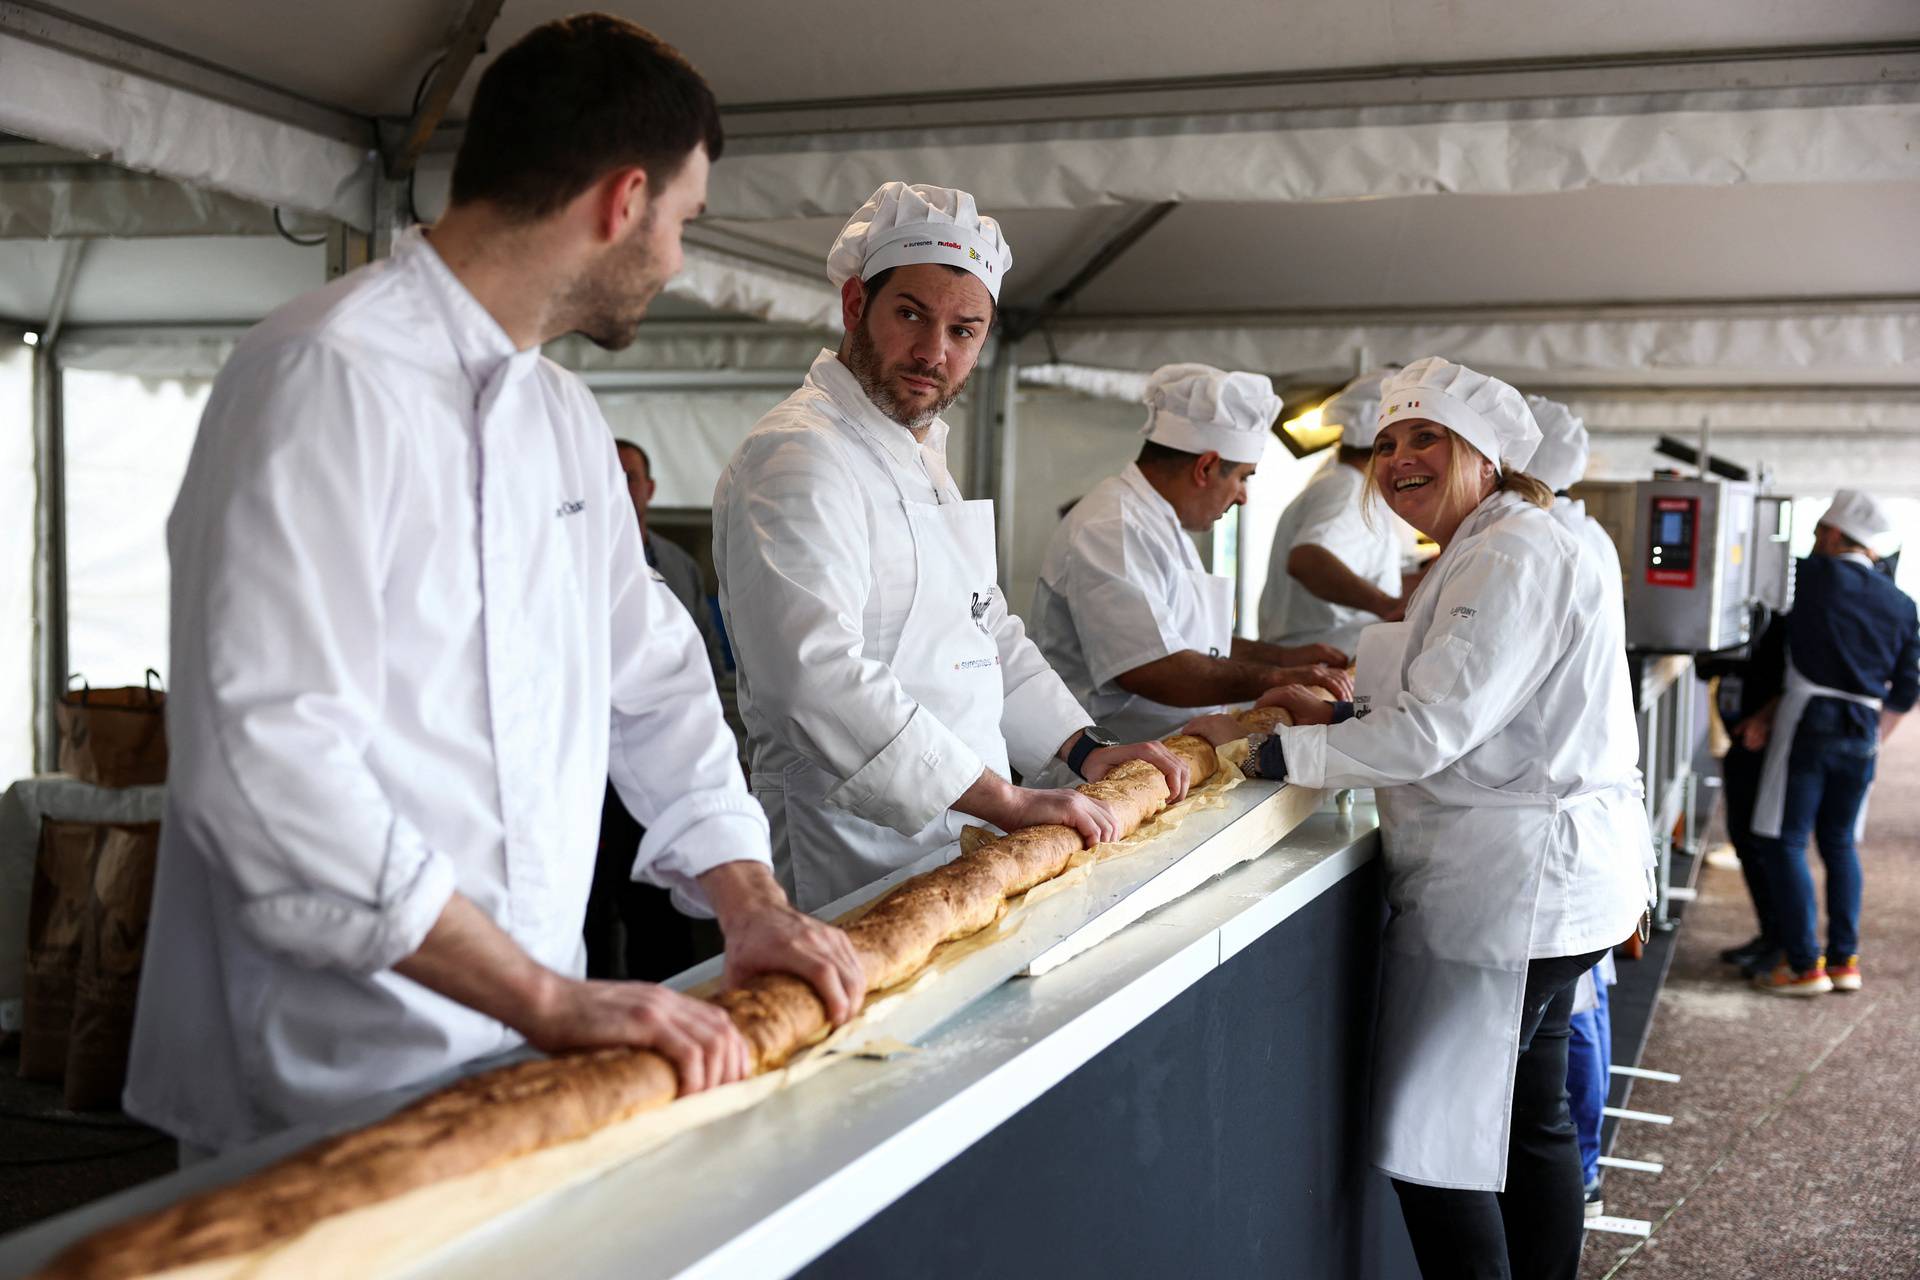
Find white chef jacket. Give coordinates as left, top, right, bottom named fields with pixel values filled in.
left=713, top=350, right=1088, bottom=845
left=126, top=228, right=769, bottom=1152
left=1275, top=491, right=1651, bottom=959
left=1550, top=496, right=1625, bottom=620
left=648, top=529, right=728, bottom=677
left=1258, top=459, right=1402, bottom=652
left=1032, top=464, right=1228, bottom=740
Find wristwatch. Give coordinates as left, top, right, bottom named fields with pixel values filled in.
left=1066, top=725, right=1120, bottom=779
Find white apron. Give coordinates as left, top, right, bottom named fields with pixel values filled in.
left=1751, top=655, right=1883, bottom=840
left=757, top=421, right=1010, bottom=912
left=1354, top=620, right=1595, bottom=1190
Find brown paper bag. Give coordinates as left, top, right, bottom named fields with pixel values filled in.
left=20, top=820, right=99, bottom=1081
left=56, top=671, right=168, bottom=788
left=65, top=822, right=160, bottom=1110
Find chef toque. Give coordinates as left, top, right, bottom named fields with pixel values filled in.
left=1523, top=394, right=1590, bottom=493
left=1321, top=371, right=1390, bottom=448
left=1378, top=357, right=1541, bottom=475
left=1140, top=363, right=1282, bottom=466
left=1822, top=489, right=1901, bottom=558
left=826, top=181, right=1012, bottom=303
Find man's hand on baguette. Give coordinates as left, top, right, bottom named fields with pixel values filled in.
left=1079, top=738, right=1192, bottom=803
left=703, top=860, right=867, bottom=1027
left=395, top=891, right=754, bottom=1095
left=522, top=976, right=752, bottom=1094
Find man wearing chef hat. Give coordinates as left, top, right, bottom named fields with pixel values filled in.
left=1743, top=489, right=1917, bottom=996
left=1258, top=371, right=1410, bottom=654
left=1031, top=364, right=1354, bottom=746
left=713, top=182, right=1190, bottom=912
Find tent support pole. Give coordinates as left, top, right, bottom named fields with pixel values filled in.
left=968, top=335, right=1021, bottom=586
left=385, top=0, right=506, bottom=180
left=31, top=238, right=84, bottom=771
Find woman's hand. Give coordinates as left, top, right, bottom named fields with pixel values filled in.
left=1181, top=713, right=1247, bottom=746
left=1272, top=663, right=1355, bottom=700
left=1256, top=684, right=1337, bottom=726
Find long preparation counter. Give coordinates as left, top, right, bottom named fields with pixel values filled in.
left=1, top=786, right=1418, bottom=1280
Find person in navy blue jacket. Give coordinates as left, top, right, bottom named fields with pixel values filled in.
left=1739, top=490, right=1918, bottom=996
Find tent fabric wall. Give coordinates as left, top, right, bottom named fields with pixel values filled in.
left=1025, top=304, right=1920, bottom=388
left=0, top=32, right=372, bottom=227
left=60, top=369, right=207, bottom=690
left=710, top=93, right=1920, bottom=221
left=0, top=341, right=33, bottom=785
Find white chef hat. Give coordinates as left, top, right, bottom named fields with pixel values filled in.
left=1821, top=489, right=1901, bottom=557
left=1141, top=363, right=1282, bottom=466
left=1523, top=394, right=1590, bottom=492
left=1378, top=357, right=1541, bottom=475
left=826, top=181, right=1012, bottom=303
left=1321, top=371, right=1389, bottom=448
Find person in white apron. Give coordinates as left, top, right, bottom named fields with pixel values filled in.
left=1031, top=364, right=1351, bottom=756
left=1259, top=370, right=1414, bottom=654
left=713, top=183, right=1190, bottom=912
left=1224, top=358, right=1652, bottom=1280
left=1739, top=491, right=1916, bottom=996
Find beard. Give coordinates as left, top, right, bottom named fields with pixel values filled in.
left=845, top=314, right=967, bottom=431
left=563, top=216, right=667, bottom=352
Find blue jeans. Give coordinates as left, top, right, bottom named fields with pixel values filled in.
left=1566, top=972, right=1612, bottom=1187
left=1766, top=710, right=1877, bottom=971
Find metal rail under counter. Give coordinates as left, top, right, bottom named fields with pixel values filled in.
left=0, top=787, right=1418, bottom=1280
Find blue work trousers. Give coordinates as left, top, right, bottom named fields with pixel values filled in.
left=1566, top=972, right=1612, bottom=1188
left=1763, top=709, right=1877, bottom=972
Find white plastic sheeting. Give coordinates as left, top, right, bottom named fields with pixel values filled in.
left=0, top=165, right=291, bottom=239
left=711, top=94, right=1920, bottom=222
left=0, top=341, right=33, bottom=785
left=60, top=369, right=206, bottom=690
left=665, top=247, right=842, bottom=332
left=0, top=32, right=373, bottom=228
left=1024, top=304, right=1920, bottom=388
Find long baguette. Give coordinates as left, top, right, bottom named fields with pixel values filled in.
left=39, top=715, right=1277, bottom=1279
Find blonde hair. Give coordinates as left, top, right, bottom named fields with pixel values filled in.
left=1363, top=426, right=1553, bottom=529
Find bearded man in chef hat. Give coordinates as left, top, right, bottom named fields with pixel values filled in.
left=714, top=182, right=1190, bottom=912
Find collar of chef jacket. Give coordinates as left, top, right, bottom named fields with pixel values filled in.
left=393, top=227, right=523, bottom=394
left=805, top=349, right=960, bottom=499
left=1114, top=462, right=1204, bottom=565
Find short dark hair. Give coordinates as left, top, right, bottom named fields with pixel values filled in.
left=615, top=439, right=651, bottom=472
left=450, top=14, right=724, bottom=221
left=1137, top=439, right=1203, bottom=469
left=860, top=265, right=998, bottom=331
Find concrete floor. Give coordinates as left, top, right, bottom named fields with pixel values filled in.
left=1581, top=724, right=1920, bottom=1279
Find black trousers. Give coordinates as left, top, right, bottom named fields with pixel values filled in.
left=1392, top=948, right=1607, bottom=1280
left=584, top=782, right=723, bottom=982
left=1720, top=744, right=1779, bottom=945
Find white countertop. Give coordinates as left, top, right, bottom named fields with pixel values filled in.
left=0, top=789, right=1381, bottom=1280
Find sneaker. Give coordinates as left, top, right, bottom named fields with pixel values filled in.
left=1828, top=955, right=1861, bottom=993
left=1754, top=958, right=1833, bottom=996
left=1584, top=1183, right=1605, bottom=1219
left=1719, top=935, right=1770, bottom=965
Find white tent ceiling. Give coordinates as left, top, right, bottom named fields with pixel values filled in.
left=0, top=0, right=1915, bottom=393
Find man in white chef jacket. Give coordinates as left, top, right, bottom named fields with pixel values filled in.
left=713, top=182, right=1190, bottom=912
left=1258, top=371, right=1409, bottom=653
left=1032, top=364, right=1354, bottom=744
left=125, top=15, right=863, bottom=1157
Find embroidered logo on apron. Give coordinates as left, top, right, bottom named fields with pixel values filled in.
left=969, top=589, right=993, bottom=635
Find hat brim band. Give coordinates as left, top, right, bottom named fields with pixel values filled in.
left=1378, top=387, right=1506, bottom=474
left=1144, top=408, right=1268, bottom=465
left=862, top=231, right=1003, bottom=302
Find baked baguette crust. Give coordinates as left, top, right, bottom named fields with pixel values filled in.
left=41, top=717, right=1280, bottom=1279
